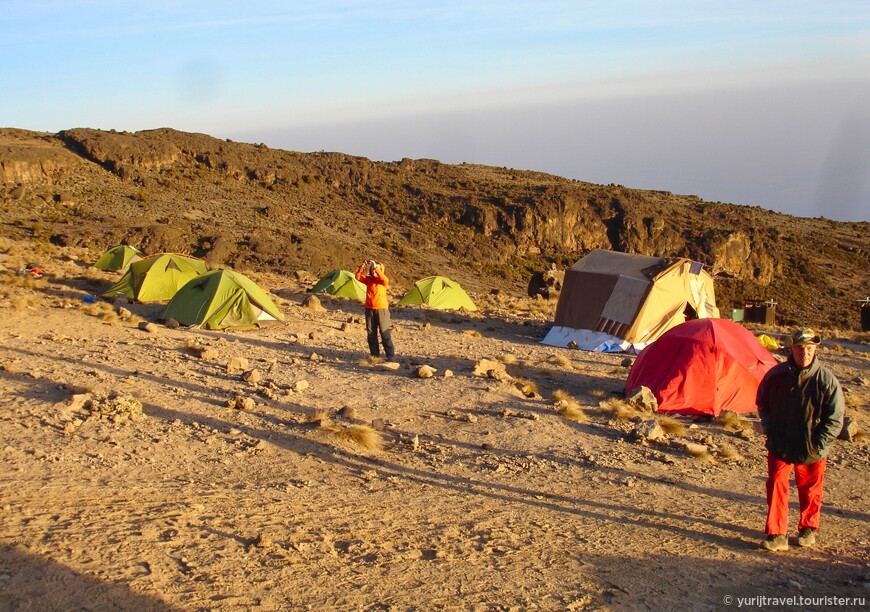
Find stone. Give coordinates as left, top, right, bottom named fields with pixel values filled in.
left=230, top=396, right=255, bottom=411
left=138, top=321, right=159, bottom=334
left=472, top=359, right=504, bottom=377
left=626, top=386, right=658, bottom=412
left=69, top=393, right=91, bottom=411
left=199, top=348, right=219, bottom=361
left=443, top=369, right=454, bottom=378
left=620, top=357, right=633, bottom=367
left=291, top=380, right=310, bottom=393
left=242, top=369, right=262, bottom=384
left=487, top=368, right=513, bottom=382
left=683, top=442, right=708, bottom=456
left=838, top=416, right=860, bottom=442
left=309, top=352, right=321, bottom=361
left=301, top=294, right=324, bottom=311
left=338, top=406, right=356, bottom=419
left=164, top=318, right=180, bottom=329
left=378, top=362, right=401, bottom=371
left=227, top=357, right=249, bottom=373
left=633, top=420, right=665, bottom=442
left=416, top=365, right=437, bottom=378
left=117, top=307, right=132, bottom=319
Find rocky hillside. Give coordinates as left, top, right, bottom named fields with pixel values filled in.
left=1, top=127, right=867, bottom=328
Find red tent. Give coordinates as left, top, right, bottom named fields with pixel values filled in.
left=625, top=318, right=779, bottom=416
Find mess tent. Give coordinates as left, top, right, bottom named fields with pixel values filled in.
left=311, top=269, right=366, bottom=301
left=542, top=249, right=719, bottom=352
left=102, top=253, right=208, bottom=303
left=625, top=318, right=778, bottom=416
left=160, top=269, right=284, bottom=330
left=93, top=245, right=143, bottom=271
left=398, top=276, right=478, bottom=311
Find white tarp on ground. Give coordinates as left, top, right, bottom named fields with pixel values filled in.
left=541, top=326, right=648, bottom=353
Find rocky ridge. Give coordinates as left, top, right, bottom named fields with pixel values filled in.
left=1, top=127, right=867, bottom=328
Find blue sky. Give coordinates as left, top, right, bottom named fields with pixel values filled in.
left=2, top=1, right=869, bottom=221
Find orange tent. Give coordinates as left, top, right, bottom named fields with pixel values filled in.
left=625, top=318, right=778, bottom=416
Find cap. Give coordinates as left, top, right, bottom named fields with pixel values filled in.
left=790, top=327, right=821, bottom=346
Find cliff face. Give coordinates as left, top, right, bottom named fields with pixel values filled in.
left=1, top=127, right=866, bottom=328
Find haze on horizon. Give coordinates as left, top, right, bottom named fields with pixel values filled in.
left=2, top=1, right=869, bottom=222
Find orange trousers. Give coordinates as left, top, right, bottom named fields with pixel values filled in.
left=765, top=452, right=826, bottom=535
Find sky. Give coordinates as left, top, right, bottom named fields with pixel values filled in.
left=2, top=1, right=869, bottom=222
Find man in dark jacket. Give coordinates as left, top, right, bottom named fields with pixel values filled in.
left=756, top=327, right=844, bottom=552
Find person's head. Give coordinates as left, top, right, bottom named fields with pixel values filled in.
left=789, top=327, right=820, bottom=368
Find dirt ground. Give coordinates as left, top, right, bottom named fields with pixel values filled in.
left=1, top=240, right=868, bottom=611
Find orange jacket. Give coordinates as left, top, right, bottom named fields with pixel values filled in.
left=356, top=263, right=390, bottom=309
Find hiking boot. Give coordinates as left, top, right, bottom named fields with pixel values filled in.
left=797, top=528, right=816, bottom=548
left=762, top=534, right=789, bottom=552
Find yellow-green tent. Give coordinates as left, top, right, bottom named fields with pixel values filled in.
left=311, top=269, right=366, bottom=301
left=160, top=269, right=284, bottom=330
left=399, top=276, right=478, bottom=311
left=102, top=253, right=207, bottom=303
left=93, top=245, right=143, bottom=271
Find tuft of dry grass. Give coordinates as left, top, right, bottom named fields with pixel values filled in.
left=515, top=377, right=538, bottom=396
left=358, top=355, right=384, bottom=366
left=552, top=389, right=570, bottom=401
left=306, top=409, right=331, bottom=424
left=657, top=416, right=687, bottom=436
left=691, top=450, right=715, bottom=462
left=463, top=329, right=482, bottom=338
left=599, top=398, right=640, bottom=421
left=98, top=311, right=119, bottom=324
left=548, top=354, right=571, bottom=367
left=717, top=444, right=741, bottom=461
left=717, top=411, right=751, bottom=432
left=555, top=400, right=589, bottom=422
left=496, top=353, right=518, bottom=365
left=588, top=389, right=607, bottom=399
left=11, top=296, right=39, bottom=309
left=320, top=422, right=383, bottom=452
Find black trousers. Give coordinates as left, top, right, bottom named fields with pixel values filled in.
left=365, top=308, right=395, bottom=360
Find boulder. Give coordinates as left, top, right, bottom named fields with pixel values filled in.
left=838, top=416, right=860, bottom=442
left=633, top=420, right=665, bottom=442
left=626, top=386, right=658, bottom=412
left=301, top=294, right=324, bottom=311
left=242, top=369, right=262, bottom=384
left=416, top=365, right=437, bottom=378
left=527, top=265, right=565, bottom=299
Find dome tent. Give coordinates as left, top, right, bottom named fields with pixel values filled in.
left=160, top=269, right=285, bottom=330
left=398, top=276, right=477, bottom=311
left=625, top=318, right=778, bottom=416
left=93, top=244, right=143, bottom=271
left=102, top=253, right=207, bottom=303
left=311, top=269, right=366, bottom=301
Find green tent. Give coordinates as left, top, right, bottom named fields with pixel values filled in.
left=311, top=269, right=366, bottom=301
left=398, top=276, right=478, bottom=311
left=102, top=253, right=208, bottom=303
left=93, top=245, right=143, bottom=271
left=160, top=269, right=285, bottom=330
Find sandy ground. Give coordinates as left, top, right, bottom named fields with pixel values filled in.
left=1, top=241, right=868, bottom=611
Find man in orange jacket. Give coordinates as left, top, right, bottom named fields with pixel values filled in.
left=355, top=259, right=395, bottom=361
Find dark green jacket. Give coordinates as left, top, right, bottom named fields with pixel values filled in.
left=757, top=356, right=844, bottom=464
